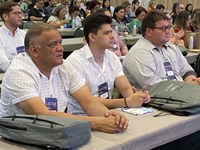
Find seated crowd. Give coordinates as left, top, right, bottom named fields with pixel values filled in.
left=0, top=0, right=200, bottom=136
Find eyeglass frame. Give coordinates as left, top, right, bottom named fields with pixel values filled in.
left=151, top=25, right=172, bottom=32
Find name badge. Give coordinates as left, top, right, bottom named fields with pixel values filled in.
left=16, top=46, right=25, bottom=54
left=98, top=82, right=109, bottom=99
left=45, top=97, right=57, bottom=111
left=163, top=62, right=176, bottom=80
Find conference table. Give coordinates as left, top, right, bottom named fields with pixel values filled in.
left=1, top=110, right=200, bottom=150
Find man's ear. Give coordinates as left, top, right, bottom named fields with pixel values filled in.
left=146, top=27, right=153, bottom=37
left=2, top=14, right=8, bottom=22
left=29, top=45, right=39, bottom=57
left=88, top=33, right=96, bottom=43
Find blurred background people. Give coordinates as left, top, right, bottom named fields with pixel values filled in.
left=128, top=6, right=146, bottom=34
left=128, top=0, right=139, bottom=19
left=121, top=1, right=132, bottom=25
left=112, top=6, right=130, bottom=35
left=102, top=0, right=114, bottom=16
left=146, top=0, right=156, bottom=13
left=47, top=4, right=68, bottom=28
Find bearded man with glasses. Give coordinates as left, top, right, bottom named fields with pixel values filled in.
left=0, top=1, right=26, bottom=72
left=123, top=10, right=200, bottom=90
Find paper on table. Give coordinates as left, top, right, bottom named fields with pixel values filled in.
left=120, top=107, right=156, bottom=115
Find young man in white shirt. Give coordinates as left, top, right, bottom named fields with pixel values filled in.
left=0, top=1, right=26, bottom=72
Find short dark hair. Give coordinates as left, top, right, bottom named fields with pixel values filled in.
left=83, top=13, right=112, bottom=44
left=69, top=5, right=79, bottom=14
left=132, top=0, right=139, bottom=5
left=0, top=1, right=20, bottom=22
left=135, top=6, right=147, bottom=17
left=24, top=23, right=57, bottom=51
left=141, top=10, right=168, bottom=37
left=156, top=4, right=165, bottom=10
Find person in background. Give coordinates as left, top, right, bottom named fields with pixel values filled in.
left=65, top=5, right=82, bottom=28
left=156, top=3, right=165, bottom=12
left=13, top=0, right=28, bottom=13
left=121, top=1, right=132, bottom=25
left=67, top=13, right=150, bottom=115
left=191, top=8, right=200, bottom=19
left=88, top=0, right=100, bottom=11
left=146, top=0, right=156, bottom=13
left=185, top=3, right=193, bottom=15
left=171, top=3, right=185, bottom=24
left=128, top=0, right=139, bottom=19
left=112, top=6, right=129, bottom=35
left=92, top=7, right=128, bottom=57
left=69, top=0, right=86, bottom=20
left=45, top=0, right=58, bottom=14
left=0, top=23, right=129, bottom=134
left=123, top=11, right=200, bottom=90
left=128, top=6, right=146, bottom=35
left=102, top=0, right=114, bottom=16
left=47, top=4, right=68, bottom=28
left=165, top=12, right=185, bottom=47
left=28, top=0, right=50, bottom=22
left=190, top=12, right=200, bottom=32
left=0, top=1, right=26, bottom=72
left=173, top=10, right=192, bottom=47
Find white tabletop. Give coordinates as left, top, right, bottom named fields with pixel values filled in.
left=1, top=110, right=200, bottom=150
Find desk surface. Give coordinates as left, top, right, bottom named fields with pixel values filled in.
left=1, top=111, right=200, bottom=150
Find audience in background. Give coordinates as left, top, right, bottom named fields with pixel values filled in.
left=28, top=0, right=50, bottom=22
left=121, top=1, right=132, bottom=25
left=88, top=0, right=100, bottom=11
left=102, top=0, right=114, bottom=16
left=45, top=0, right=58, bottom=14
left=123, top=11, right=199, bottom=90
left=69, top=0, right=86, bottom=20
left=156, top=3, right=165, bottom=12
left=128, top=6, right=147, bottom=34
left=190, top=12, right=200, bottom=32
left=173, top=10, right=192, bottom=47
left=66, top=5, right=82, bottom=28
left=171, top=3, right=185, bottom=24
left=67, top=13, right=149, bottom=115
left=47, top=4, right=68, bottom=28
left=185, top=3, right=193, bottom=15
left=0, top=1, right=26, bottom=72
left=112, top=6, right=130, bottom=35
left=146, top=0, right=156, bottom=13
left=165, top=12, right=185, bottom=47
left=128, top=0, right=139, bottom=19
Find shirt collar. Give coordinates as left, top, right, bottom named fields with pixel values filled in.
left=2, top=24, right=19, bottom=36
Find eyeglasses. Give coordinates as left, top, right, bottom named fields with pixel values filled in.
left=152, top=25, right=171, bottom=32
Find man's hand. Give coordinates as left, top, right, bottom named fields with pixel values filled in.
left=104, top=110, right=128, bottom=132
left=184, top=75, right=200, bottom=85
left=125, top=86, right=150, bottom=108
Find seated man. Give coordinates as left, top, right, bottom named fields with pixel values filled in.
left=67, top=13, right=149, bottom=115
left=0, top=1, right=26, bottom=72
left=0, top=23, right=128, bottom=134
left=123, top=10, right=200, bottom=90
left=28, top=0, right=50, bottom=22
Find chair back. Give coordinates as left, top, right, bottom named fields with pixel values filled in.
left=73, top=27, right=84, bottom=38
